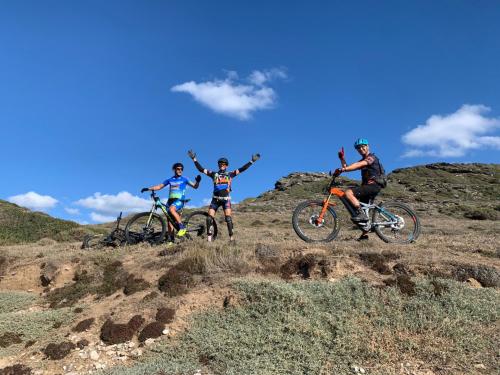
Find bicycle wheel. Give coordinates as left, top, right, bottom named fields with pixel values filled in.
left=125, top=212, right=166, bottom=245
left=81, top=234, right=105, bottom=249
left=292, top=200, right=340, bottom=242
left=184, top=210, right=218, bottom=240
left=373, top=202, right=420, bottom=244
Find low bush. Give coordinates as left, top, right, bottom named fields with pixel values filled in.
left=105, top=278, right=500, bottom=375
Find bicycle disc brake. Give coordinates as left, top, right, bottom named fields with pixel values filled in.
left=309, top=215, right=324, bottom=228
left=391, top=215, right=405, bottom=230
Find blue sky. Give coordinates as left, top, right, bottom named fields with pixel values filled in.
left=1, top=1, right=499, bottom=223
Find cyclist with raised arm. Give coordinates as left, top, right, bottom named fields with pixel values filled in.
left=333, top=138, right=386, bottom=240
left=188, top=150, right=260, bottom=242
left=141, top=163, right=201, bottom=243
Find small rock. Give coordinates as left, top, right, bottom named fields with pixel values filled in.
left=89, top=350, right=99, bottom=361
left=474, top=364, right=486, bottom=370
left=79, top=352, right=89, bottom=359
left=466, top=278, right=482, bottom=288
left=130, top=348, right=143, bottom=357
left=94, top=363, right=106, bottom=370
left=144, top=338, right=155, bottom=346
left=127, top=341, right=135, bottom=348
left=162, top=328, right=170, bottom=335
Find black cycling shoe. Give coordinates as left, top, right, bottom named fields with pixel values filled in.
left=357, top=234, right=369, bottom=241
left=351, top=209, right=368, bottom=222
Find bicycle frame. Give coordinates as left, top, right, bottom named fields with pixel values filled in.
left=146, top=192, right=181, bottom=231
left=317, top=179, right=399, bottom=229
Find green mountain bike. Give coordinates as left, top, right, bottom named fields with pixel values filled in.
left=125, top=191, right=217, bottom=244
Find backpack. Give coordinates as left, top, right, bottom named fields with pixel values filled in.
left=374, top=158, right=388, bottom=188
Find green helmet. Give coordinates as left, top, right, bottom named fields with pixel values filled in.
left=354, top=138, right=369, bottom=149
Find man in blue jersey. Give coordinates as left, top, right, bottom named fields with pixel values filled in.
left=141, top=162, right=201, bottom=241
left=188, top=150, right=260, bottom=242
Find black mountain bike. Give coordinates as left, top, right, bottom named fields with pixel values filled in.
left=125, top=191, right=217, bottom=244
left=81, top=212, right=127, bottom=249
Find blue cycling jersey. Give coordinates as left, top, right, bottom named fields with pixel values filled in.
left=162, top=176, right=194, bottom=200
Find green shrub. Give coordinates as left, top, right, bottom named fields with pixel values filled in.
left=0, top=307, right=73, bottom=356
left=0, top=292, right=37, bottom=314
left=105, top=278, right=499, bottom=375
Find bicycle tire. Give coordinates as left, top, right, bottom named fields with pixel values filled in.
left=125, top=212, right=167, bottom=245
left=373, top=201, right=420, bottom=244
left=184, top=210, right=218, bottom=240
left=81, top=234, right=106, bottom=249
left=292, top=200, right=340, bottom=243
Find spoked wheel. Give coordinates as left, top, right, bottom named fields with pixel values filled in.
left=292, top=200, right=340, bottom=242
left=125, top=212, right=166, bottom=245
left=373, top=202, right=420, bottom=244
left=81, top=234, right=105, bottom=249
left=184, top=210, right=218, bottom=241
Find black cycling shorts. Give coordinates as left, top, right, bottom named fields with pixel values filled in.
left=351, top=184, right=381, bottom=204
left=209, top=197, right=231, bottom=211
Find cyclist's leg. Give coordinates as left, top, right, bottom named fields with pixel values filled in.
left=169, top=200, right=186, bottom=236
left=223, top=200, right=233, bottom=241
left=207, top=200, right=219, bottom=241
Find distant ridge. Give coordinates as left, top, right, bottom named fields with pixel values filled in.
left=239, top=163, right=500, bottom=221
left=0, top=199, right=88, bottom=245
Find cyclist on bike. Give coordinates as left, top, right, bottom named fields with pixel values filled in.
left=141, top=163, right=201, bottom=241
left=188, top=150, right=260, bottom=242
left=333, top=138, right=385, bottom=240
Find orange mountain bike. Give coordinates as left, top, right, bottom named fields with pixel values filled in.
left=292, top=175, right=420, bottom=244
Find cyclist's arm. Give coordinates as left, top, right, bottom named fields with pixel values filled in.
left=148, top=183, right=166, bottom=191
left=340, top=157, right=347, bottom=169
left=188, top=178, right=201, bottom=189
left=233, top=158, right=257, bottom=176
left=192, top=158, right=215, bottom=177
left=342, top=160, right=369, bottom=172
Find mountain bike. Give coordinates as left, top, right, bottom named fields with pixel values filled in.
left=125, top=191, right=217, bottom=244
left=81, top=212, right=126, bottom=249
left=292, top=176, right=420, bottom=244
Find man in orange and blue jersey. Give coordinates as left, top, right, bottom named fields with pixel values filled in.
left=188, top=150, right=260, bottom=242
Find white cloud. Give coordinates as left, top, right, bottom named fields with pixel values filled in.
left=90, top=212, right=116, bottom=223
left=64, top=207, right=80, bottom=215
left=171, top=68, right=287, bottom=120
left=201, top=198, right=212, bottom=206
left=8, top=191, right=58, bottom=211
left=402, top=104, right=500, bottom=157
left=75, top=192, right=151, bottom=222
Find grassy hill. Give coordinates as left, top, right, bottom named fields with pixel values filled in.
left=0, top=163, right=498, bottom=374
left=240, top=162, right=500, bottom=221
left=0, top=200, right=94, bottom=245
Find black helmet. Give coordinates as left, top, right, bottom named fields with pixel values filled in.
left=172, top=162, right=184, bottom=170
left=218, top=157, right=229, bottom=165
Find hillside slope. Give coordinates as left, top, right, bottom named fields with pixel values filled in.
left=0, top=200, right=89, bottom=245
left=240, top=162, right=500, bottom=221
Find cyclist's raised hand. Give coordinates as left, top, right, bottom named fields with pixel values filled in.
left=141, top=187, right=149, bottom=193
left=188, top=150, right=196, bottom=160
left=195, top=175, right=202, bottom=183
left=251, top=153, right=261, bottom=162
left=337, top=147, right=345, bottom=160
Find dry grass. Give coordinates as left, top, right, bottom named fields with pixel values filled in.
left=0, top=193, right=498, bottom=373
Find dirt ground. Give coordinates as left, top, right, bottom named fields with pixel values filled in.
left=0, top=206, right=498, bottom=374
